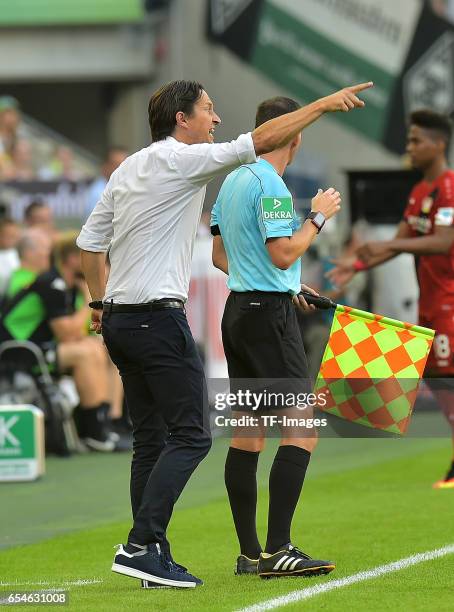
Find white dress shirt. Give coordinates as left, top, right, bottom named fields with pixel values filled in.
left=77, top=133, right=257, bottom=303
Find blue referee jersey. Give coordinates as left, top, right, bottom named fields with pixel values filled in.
left=210, top=158, right=301, bottom=294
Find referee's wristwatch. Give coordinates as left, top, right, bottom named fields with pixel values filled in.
left=88, top=300, right=104, bottom=310
left=306, top=211, right=326, bottom=233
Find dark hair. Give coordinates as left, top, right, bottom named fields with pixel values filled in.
left=255, top=97, right=301, bottom=128
left=24, top=200, right=48, bottom=221
left=410, top=109, right=453, bottom=149
left=148, top=80, right=204, bottom=142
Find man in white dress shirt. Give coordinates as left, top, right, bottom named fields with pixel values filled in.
left=77, top=79, right=372, bottom=588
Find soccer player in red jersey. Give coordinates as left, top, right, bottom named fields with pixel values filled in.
left=328, top=110, right=454, bottom=488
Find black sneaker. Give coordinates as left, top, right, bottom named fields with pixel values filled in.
left=235, top=555, right=259, bottom=575
left=82, top=424, right=115, bottom=452
left=140, top=579, right=169, bottom=589
left=74, top=407, right=115, bottom=452
left=112, top=544, right=202, bottom=588
left=141, top=552, right=204, bottom=589
left=258, top=543, right=335, bottom=579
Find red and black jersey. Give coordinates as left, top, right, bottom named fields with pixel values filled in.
left=403, top=169, right=454, bottom=320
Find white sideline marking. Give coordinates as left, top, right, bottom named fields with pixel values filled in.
left=0, top=578, right=103, bottom=588
left=237, top=544, right=454, bottom=612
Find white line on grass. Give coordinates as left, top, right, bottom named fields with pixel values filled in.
left=0, top=578, right=103, bottom=588
left=237, top=543, right=454, bottom=612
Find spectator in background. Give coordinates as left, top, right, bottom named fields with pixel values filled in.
left=12, top=139, right=34, bottom=180
left=24, top=200, right=53, bottom=230
left=0, top=96, right=21, bottom=158
left=0, top=217, right=20, bottom=295
left=53, top=233, right=130, bottom=446
left=23, top=200, right=60, bottom=243
left=430, top=0, right=454, bottom=22
left=1, top=139, right=35, bottom=180
left=0, top=229, right=117, bottom=451
left=38, top=145, right=84, bottom=181
left=85, top=146, right=128, bottom=219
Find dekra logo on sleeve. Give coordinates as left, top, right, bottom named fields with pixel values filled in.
left=261, top=196, right=293, bottom=220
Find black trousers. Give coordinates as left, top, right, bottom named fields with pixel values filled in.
left=221, top=292, right=311, bottom=413
left=102, top=308, right=211, bottom=549
left=222, top=292, right=310, bottom=379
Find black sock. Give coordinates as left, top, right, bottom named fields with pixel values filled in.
left=445, top=458, right=454, bottom=480
left=265, top=445, right=311, bottom=554
left=75, top=402, right=110, bottom=437
left=224, top=447, right=262, bottom=559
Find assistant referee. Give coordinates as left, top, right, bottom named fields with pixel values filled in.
left=77, top=79, right=372, bottom=588
left=211, top=96, right=343, bottom=579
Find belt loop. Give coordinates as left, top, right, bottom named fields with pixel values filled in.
left=108, top=298, right=113, bottom=317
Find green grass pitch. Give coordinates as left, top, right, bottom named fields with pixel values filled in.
left=1, top=436, right=453, bottom=611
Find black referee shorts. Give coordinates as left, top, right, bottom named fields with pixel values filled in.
left=221, top=291, right=311, bottom=410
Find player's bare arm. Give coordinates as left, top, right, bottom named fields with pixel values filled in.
left=327, top=221, right=411, bottom=287
left=252, top=82, right=373, bottom=155
left=386, top=225, right=454, bottom=256
left=212, top=235, right=229, bottom=274
left=267, top=188, right=341, bottom=270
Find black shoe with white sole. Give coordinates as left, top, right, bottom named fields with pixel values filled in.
left=112, top=544, right=202, bottom=588
left=140, top=579, right=170, bottom=589
left=258, top=543, right=335, bottom=579
left=82, top=429, right=115, bottom=452
left=235, top=555, right=259, bottom=575
left=139, top=551, right=203, bottom=587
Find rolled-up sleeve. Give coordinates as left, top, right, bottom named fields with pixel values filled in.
left=77, top=183, right=114, bottom=252
left=169, top=132, right=257, bottom=187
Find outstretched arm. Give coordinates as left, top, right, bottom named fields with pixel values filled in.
left=252, top=82, right=373, bottom=155
left=326, top=221, right=410, bottom=288
left=385, top=225, right=454, bottom=256
left=355, top=221, right=411, bottom=266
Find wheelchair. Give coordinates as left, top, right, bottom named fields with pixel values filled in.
left=0, top=340, right=82, bottom=456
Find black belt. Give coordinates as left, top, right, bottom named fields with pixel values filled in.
left=231, top=291, right=292, bottom=299
left=103, top=299, right=184, bottom=313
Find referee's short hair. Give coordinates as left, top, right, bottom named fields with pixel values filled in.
left=148, top=80, right=205, bottom=142
left=409, top=109, right=453, bottom=150
left=255, top=97, right=301, bottom=128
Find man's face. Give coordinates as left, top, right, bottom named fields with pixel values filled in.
left=180, top=90, right=221, bottom=144
left=64, top=251, right=82, bottom=278
left=406, top=124, right=445, bottom=170
left=32, top=235, right=52, bottom=273
left=28, top=206, right=53, bottom=229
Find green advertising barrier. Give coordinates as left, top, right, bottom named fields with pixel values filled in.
left=0, top=0, right=144, bottom=26
left=208, top=0, right=454, bottom=152
left=0, top=406, right=45, bottom=482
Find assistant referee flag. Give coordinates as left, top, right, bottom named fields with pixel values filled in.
left=314, top=305, right=435, bottom=434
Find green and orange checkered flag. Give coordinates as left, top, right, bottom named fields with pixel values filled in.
left=314, top=305, right=435, bottom=435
